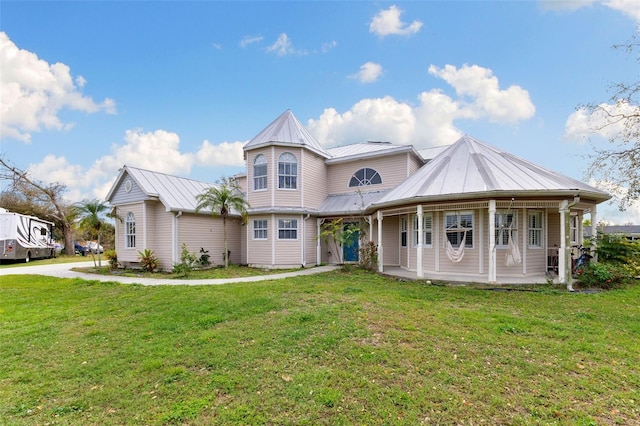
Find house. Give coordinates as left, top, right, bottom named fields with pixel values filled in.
left=106, top=109, right=611, bottom=284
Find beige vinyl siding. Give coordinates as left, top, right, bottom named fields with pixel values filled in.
left=247, top=215, right=273, bottom=267
left=407, top=154, right=423, bottom=177
left=525, top=210, right=547, bottom=275
left=180, top=213, right=242, bottom=267
left=236, top=175, right=247, bottom=193
left=303, top=215, right=318, bottom=267
left=382, top=216, right=400, bottom=266
left=116, top=202, right=145, bottom=264
left=326, top=154, right=413, bottom=195
left=246, top=148, right=272, bottom=209
left=274, top=215, right=303, bottom=267
left=151, top=204, right=173, bottom=270
left=273, top=147, right=302, bottom=207
left=301, top=151, right=328, bottom=209
left=494, top=208, right=525, bottom=276
left=437, top=210, right=481, bottom=276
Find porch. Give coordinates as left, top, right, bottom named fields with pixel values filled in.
left=380, top=266, right=559, bottom=285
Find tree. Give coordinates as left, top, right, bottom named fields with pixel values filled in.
left=194, top=177, right=248, bottom=268
left=0, top=157, right=77, bottom=255
left=75, top=199, right=112, bottom=267
left=582, top=32, right=640, bottom=211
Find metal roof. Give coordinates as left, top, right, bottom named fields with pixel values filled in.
left=108, top=166, right=243, bottom=215
left=373, top=135, right=611, bottom=208
left=243, top=109, right=330, bottom=158
left=317, top=190, right=389, bottom=215
left=326, top=141, right=423, bottom=164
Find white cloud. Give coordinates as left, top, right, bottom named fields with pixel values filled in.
left=604, top=0, right=640, bottom=22
left=321, top=40, right=337, bottom=53
left=428, top=64, right=536, bottom=123
left=240, top=35, right=263, bottom=48
left=369, top=5, right=423, bottom=37
left=266, top=33, right=307, bottom=56
left=195, top=140, right=245, bottom=167
left=309, top=64, right=535, bottom=149
left=0, top=31, right=116, bottom=143
left=350, top=62, right=383, bottom=83
left=590, top=179, right=640, bottom=225
left=540, top=0, right=640, bottom=22
left=564, top=100, right=640, bottom=142
left=28, top=154, right=87, bottom=201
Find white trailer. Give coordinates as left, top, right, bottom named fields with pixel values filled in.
left=0, top=208, right=55, bottom=263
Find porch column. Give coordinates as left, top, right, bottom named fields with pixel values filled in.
left=488, top=200, right=497, bottom=283
left=417, top=205, right=424, bottom=278
left=377, top=210, right=384, bottom=272
left=591, top=205, right=598, bottom=262
left=559, top=197, right=579, bottom=290
left=316, top=219, right=323, bottom=265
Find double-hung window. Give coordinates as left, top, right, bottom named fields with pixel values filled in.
left=125, top=212, right=136, bottom=248
left=278, top=219, right=298, bottom=240
left=253, top=154, right=267, bottom=190
left=412, top=213, right=433, bottom=247
left=528, top=211, right=543, bottom=248
left=278, top=152, right=297, bottom=189
left=495, top=210, right=517, bottom=248
left=445, top=211, right=473, bottom=248
left=253, top=219, right=267, bottom=240
left=400, top=217, right=407, bottom=247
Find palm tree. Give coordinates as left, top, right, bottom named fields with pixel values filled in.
left=75, top=199, right=111, bottom=267
left=195, top=177, right=248, bottom=268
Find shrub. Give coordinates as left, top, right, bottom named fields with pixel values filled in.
left=199, top=247, right=211, bottom=267
left=575, top=262, right=629, bottom=289
left=172, top=244, right=198, bottom=277
left=104, top=249, right=119, bottom=270
left=359, top=241, right=378, bottom=272
left=138, top=249, right=159, bottom=273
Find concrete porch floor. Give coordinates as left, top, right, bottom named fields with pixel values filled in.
left=380, top=266, right=560, bottom=286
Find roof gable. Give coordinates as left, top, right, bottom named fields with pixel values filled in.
left=243, top=109, right=330, bottom=158
left=374, top=135, right=611, bottom=207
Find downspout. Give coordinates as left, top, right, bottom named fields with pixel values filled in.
left=559, top=196, right=580, bottom=291
left=302, top=214, right=310, bottom=267
left=377, top=211, right=383, bottom=272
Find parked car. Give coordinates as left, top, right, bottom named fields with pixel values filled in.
left=74, top=242, right=89, bottom=256
left=87, top=241, right=104, bottom=254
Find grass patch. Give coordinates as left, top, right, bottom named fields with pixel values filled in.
left=70, top=263, right=302, bottom=279
left=1, top=270, right=638, bottom=424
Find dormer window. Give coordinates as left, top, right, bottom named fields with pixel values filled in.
left=253, top=154, right=267, bottom=191
left=278, top=152, right=297, bottom=189
left=349, top=168, right=381, bottom=187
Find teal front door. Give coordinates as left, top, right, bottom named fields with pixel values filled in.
left=343, top=224, right=359, bottom=262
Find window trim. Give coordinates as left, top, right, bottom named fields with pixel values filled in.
left=400, top=216, right=408, bottom=248
left=253, top=154, right=267, bottom=191
left=444, top=211, right=474, bottom=249
left=125, top=212, right=136, bottom=249
left=277, top=218, right=298, bottom=240
left=527, top=211, right=544, bottom=249
left=349, top=167, right=382, bottom=187
left=278, top=152, right=298, bottom=190
left=412, top=213, right=433, bottom=248
left=253, top=219, right=268, bottom=240
left=495, top=210, right=517, bottom=248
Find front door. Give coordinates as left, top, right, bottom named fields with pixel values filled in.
left=343, top=223, right=359, bottom=262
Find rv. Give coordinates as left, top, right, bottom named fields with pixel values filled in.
left=0, top=208, right=55, bottom=263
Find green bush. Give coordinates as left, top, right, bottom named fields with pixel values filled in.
left=138, top=249, right=159, bottom=273
left=172, top=243, right=198, bottom=277
left=104, top=249, right=119, bottom=270
left=576, top=262, right=629, bottom=289
left=359, top=241, right=378, bottom=272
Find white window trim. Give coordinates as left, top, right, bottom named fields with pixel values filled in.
left=125, top=212, right=136, bottom=249
left=495, top=210, right=517, bottom=249
left=277, top=218, right=298, bottom=240
left=527, top=211, right=544, bottom=249
left=278, top=152, right=298, bottom=190
left=253, top=219, right=268, bottom=240
left=444, top=211, right=474, bottom=249
left=253, top=154, right=268, bottom=192
left=412, top=213, right=433, bottom=248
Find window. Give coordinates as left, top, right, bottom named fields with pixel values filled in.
left=412, top=213, right=433, bottom=247
left=570, top=215, right=579, bottom=244
left=445, top=211, right=473, bottom=248
left=253, top=219, right=267, bottom=240
left=253, top=154, right=267, bottom=190
left=349, top=168, right=382, bottom=187
left=125, top=212, right=136, bottom=248
left=278, top=152, right=297, bottom=189
left=495, top=210, right=517, bottom=248
left=400, top=217, right=407, bottom=247
left=528, top=211, right=543, bottom=248
left=278, top=219, right=298, bottom=239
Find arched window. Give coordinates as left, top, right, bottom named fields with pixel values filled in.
left=253, top=154, right=267, bottom=190
left=349, top=168, right=382, bottom=187
left=278, top=152, right=297, bottom=189
left=125, top=212, right=136, bottom=248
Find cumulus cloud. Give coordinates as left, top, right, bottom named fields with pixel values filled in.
left=195, top=140, right=245, bottom=167
left=0, top=31, right=116, bottom=143
left=267, top=33, right=307, bottom=56
left=564, top=100, right=640, bottom=142
left=540, top=0, right=640, bottom=22
left=350, top=62, right=383, bottom=83
left=309, top=64, right=535, bottom=148
left=590, top=179, right=640, bottom=225
left=605, top=0, right=640, bottom=22
left=240, top=35, right=263, bottom=48
left=369, top=5, right=423, bottom=37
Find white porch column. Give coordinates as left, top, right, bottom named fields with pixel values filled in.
left=591, top=205, right=598, bottom=262
left=377, top=210, right=384, bottom=272
left=559, top=197, right=579, bottom=290
left=488, top=200, right=497, bottom=283
left=316, top=218, right=323, bottom=265
left=417, top=205, right=424, bottom=278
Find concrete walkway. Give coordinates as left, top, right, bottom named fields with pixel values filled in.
left=0, top=260, right=340, bottom=286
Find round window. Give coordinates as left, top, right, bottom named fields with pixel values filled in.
left=124, top=179, right=132, bottom=192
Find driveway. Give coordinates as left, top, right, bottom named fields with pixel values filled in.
left=0, top=261, right=339, bottom=286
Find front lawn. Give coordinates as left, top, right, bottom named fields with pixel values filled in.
left=1, top=270, right=638, bottom=425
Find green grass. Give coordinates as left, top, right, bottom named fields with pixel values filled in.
left=1, top=270, right=638, bottom=425
left=0, top=255, right=93, bottom=268
left=70, top=264, right=303, bottom=279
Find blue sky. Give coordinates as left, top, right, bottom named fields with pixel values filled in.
left=1, top=1, right=639, bottom=224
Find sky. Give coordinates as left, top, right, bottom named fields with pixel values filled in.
left=1, top=0, right=639, bottom=225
